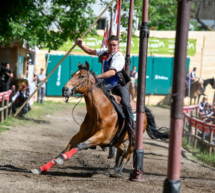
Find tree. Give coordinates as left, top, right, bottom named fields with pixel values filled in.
left=191, top=0, right=215, bottom=30
left=0, top=0, right=96, bottom=50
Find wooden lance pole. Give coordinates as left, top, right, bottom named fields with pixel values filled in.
left=14, top=0, right=116, bottom=117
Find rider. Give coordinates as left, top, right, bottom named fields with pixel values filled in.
left=76, top=35, right=135, bottom=131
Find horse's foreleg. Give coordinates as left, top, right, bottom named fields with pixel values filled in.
left=31, top=132, right=85, bottom=175
left=55, top=131, right=105, bottom=165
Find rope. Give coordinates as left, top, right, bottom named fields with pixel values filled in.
left=71, top=98, right=82, bottom=126
left=14, top=0, right=116, bottom=117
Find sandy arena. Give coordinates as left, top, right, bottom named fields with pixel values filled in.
left=0, top=105, right=215, bottom=193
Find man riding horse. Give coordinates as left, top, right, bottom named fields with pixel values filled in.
left=76, top=35, right=135, bottom=132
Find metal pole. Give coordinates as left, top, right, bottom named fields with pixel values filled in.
left=117, top=0, right=122, bottom=38
left=125, top=0, right=134, bottom=75
left=129, top=0, right=149, bottom=182
left=14, top=0, right=116, bottom=117
left=163, top=0, right=191, bottom=192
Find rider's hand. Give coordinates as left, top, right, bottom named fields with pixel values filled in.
left=76, top=38, right=82, bottom=46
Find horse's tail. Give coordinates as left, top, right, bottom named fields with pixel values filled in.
left=145, top=107, right=169, bottom=140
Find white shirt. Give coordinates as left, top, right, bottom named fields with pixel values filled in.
left=37, top=74, right=46, bottom=88
left=12, top=90, right=28, bottom=102
left=96, top=48, right=125, bottom=72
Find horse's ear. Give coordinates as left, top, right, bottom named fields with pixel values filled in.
left=85, top=61, right=90, bottom=71
left=78, top=62, right=82, bottom=69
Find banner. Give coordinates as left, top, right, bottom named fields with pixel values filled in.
left=59, top=36, right=196, bottom=56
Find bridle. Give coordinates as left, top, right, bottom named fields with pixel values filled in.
left=64, top=69, right=94, bottom=103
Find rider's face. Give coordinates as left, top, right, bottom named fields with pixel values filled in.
left=108, top=40, right=119, bottom=54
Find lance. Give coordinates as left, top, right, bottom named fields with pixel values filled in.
left=14, top=0, right=116, bottom=117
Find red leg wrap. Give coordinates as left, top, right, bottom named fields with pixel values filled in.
left=40, top=159, right=56, bottom=173
left=62, top=148, right=78, bottom=160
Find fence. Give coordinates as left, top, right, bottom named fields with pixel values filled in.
left=0, top=89, right=13, bottom=122
left=46, top=54, right=190, bottom=96
left=183, top=105, right=215, bottom=155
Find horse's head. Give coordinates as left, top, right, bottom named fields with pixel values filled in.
left=62, top=61, right=96, bottom=98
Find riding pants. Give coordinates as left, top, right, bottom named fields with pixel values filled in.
left=112, top=84, right=135, bottom=130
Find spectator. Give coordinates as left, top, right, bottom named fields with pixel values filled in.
left=37, top=68, right=46, bottom=104
left=28, top=74, right=37, bottom=106
left=185, top=68, right=191, bottom=96
left=190, top=67, right=196, bottom=83
left=12, top=84, right=31, bottom=117
left=0, top=62, right=13, bottom=92
left=199, top=96, right=208, bottom=113
left=130, top=66, right=137, bottom=79
left=199, top=103, right=214, bottom=123
left=130, top=66, right=138, bottom=94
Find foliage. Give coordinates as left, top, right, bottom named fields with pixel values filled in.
left=102, top=0, right=212, bottom=32
left=0, top=0, right=96, bottom=50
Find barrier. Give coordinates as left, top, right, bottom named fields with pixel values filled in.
left=183, top=109, right=215, bottom=155
left=0, top=89, right=13, bottom=122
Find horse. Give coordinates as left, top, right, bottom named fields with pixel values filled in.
left=186, top=79, right=204, bottom=105
left=188, top=77, right=215, bottom=105
left=203, top=78, right=215, bottom=91
left=129, top=77, right=136, bottom=100
left=31, top=61, right=168, bottom=177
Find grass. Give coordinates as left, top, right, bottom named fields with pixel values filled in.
left=0, top=101, right=85, bottom=133
left=182, top=137, right=215, bottom=168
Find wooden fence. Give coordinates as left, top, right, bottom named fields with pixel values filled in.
left=183, top=105, right=215, bottom=155
left=0, top=89, right=13, bottom=122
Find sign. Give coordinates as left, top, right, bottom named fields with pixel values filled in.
left=59, top=36, right=196, bottom=56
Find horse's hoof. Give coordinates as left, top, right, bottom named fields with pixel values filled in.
left=109, top=168, right=123, bottom=178
left=55, top=157, right=64, bottom=165
left=31, top=168, right=41, bottom=175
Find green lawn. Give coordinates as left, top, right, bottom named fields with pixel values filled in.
left=0, top=101, right=84, bottom=133
left=182, top=138, right=215, bottom=168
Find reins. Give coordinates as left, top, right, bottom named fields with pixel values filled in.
left=64, top=69, right=96, bottom=126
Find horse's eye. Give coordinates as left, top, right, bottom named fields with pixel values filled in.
left=79, top=75, right=85, bottom=79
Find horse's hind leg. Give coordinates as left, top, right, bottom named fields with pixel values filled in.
left=109, top=139, right=134, bottom=177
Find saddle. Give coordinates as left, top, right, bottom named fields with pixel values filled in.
left=111, top=94, right=136, bottom=113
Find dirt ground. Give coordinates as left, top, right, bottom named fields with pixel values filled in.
left=0, top=105, right=215, bottom=193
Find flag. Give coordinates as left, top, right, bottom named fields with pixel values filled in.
left=101, top=24, right=109, bottom=48
left=113, top=0, right=120, bottom=24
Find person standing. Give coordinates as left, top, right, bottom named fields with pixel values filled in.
left=185, top=68, right=191, bottom=97
left=130, top=66, right=137, bottom=79
left=190, top=67, right=196, bottom=83
left=0, top=63, right=13, bottom=92
left=37, top=68, right=46, bottom=104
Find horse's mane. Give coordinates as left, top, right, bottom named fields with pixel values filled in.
left=78, top=64, right=111, bottom=98
left=90, top=71, right=111, bottom=98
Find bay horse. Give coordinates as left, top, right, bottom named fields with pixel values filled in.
left=188, top=77, right=215, bottom=105
left=31, top=62, right=168, bottom=176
